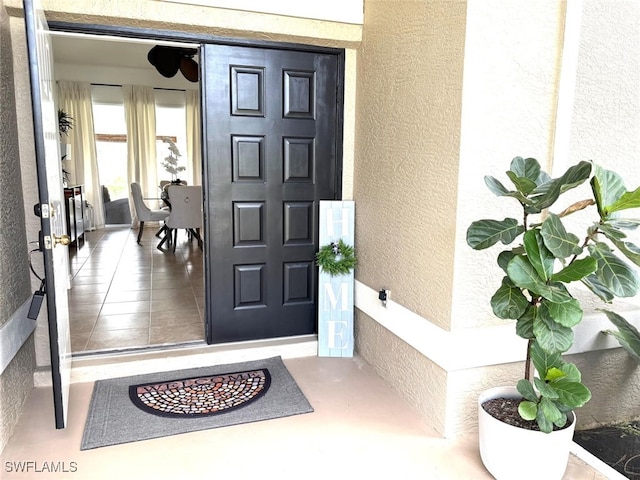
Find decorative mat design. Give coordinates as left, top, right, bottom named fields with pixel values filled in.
left=129, top=369, right=271, bottom=417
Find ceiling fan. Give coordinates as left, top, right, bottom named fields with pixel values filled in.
left=147, top=45, right=199, bottom=82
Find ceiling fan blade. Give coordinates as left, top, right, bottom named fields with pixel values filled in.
left=147, top=45, right=180, bottom=78
left=179, top=57, right=199, bottom=82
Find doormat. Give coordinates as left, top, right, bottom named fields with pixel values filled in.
left=574, top=421, right=640, bottom=478
left=81, top=356, right=313, bottom=450
left=129, top=368, right=271, bottom=417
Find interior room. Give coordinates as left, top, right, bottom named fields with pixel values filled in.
left=52, top=34, right=206, bottom=353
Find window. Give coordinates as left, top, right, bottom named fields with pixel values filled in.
left=93, top=102, right=129, bottom=200
left=91, top=86, right=188, bottom=201
left=156, top=92, right=187, bottom=183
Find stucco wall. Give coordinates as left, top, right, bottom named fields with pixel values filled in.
left=451, top=0, right=566, bottom=330
left=4, top=0, right=362, bottom=49
left=0, top=5, right=37, bottom=453
left=575, top=349, right=640, bottom=429
left=567, top=0, right=640, bottom=178
left=354, top=0, right=466, bottom=332
left=561, top=0, right=640, bottom=427
left=355, top=311, right=448, bottom=434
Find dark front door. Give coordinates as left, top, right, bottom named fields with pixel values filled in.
left=202, top=44, right=343, bottom=343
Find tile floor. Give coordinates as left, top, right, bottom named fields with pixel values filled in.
left=0, top=355, right=608, bottom=480
left=68, top=224, right=205, bottom=353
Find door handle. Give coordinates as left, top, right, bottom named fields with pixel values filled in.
left=52, top=234, right=70, bottom=246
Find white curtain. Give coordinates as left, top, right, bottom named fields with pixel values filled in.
left=186, top=89, right=202, bottom=186
left=57, top=81, right=105, bottom=228
left=123, top=85, right=158, bottom=222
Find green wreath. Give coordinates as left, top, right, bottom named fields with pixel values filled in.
left=315, top=239, right=356, bottom=276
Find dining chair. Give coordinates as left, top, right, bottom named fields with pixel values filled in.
left=130, top=182, right=170, bottom=244
left=157, top=185, right=203, bottom=252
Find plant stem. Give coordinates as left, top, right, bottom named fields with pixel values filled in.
left=525, top=338, right=533, bottom=381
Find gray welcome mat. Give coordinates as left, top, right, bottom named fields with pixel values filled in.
left=80, top=356, right=313, bottom=450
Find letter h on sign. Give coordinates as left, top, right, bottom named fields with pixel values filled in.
left=318, top=201, right=355, bottom=357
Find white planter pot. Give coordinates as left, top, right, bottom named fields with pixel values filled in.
left=478, top=386, right=576, bottom=480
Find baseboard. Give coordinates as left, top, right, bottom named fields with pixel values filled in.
left=0, top=300, right=36, bottom=376
left=354, top=280, right=634, bottom=372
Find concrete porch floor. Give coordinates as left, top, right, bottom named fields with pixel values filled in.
left=1, top=354, right=608, bottom=479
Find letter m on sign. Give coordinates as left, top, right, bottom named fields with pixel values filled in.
left=318, top=201, right=354, bottom=357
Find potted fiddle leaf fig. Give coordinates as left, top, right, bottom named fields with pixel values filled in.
left=467, top=156, right=640, bottom=480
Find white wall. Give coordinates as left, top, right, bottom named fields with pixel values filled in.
left=445, top=0, right=640, bottom=436
left=453, top=0, right=564, bottom=331
left=567, top=0, right=640, bottom=179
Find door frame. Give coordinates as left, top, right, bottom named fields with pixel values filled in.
left=48, top=21, right=345, bottom=345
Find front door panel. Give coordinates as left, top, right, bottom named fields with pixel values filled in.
left=24, top=0, right=72, bottom=428
left=202, top=45, right=342, bottom=343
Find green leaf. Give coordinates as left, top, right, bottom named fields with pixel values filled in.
left=506, top=255, right=546, bottom=294
left=509, top=157, right=542, bottom=184
left=591, top=174, right=605, bottom=218
left=607, top=237, right=640, bottom=269
left=589, top=242, right=640, bottom=297
left=497, top=250, right=517, bottom=273
left=558, top=161, right=594, bottom=193
left=530, top=181, right=562, bottom=212
left=518, top=400, right=538, bottom=421
left=605, top=219, right=640, bottom=230
left=598, top=222, right=628, bottom=241
left=545, top=367, right=567, bottom=381
left=599, top=309, right=640, bottom=363
left=604, top=331, right=640, bottom=363
left=544, top=281, right=575, bottom=303
left=506, top=257, right=572, bottom=303
left=545, top=298, right=583, bottom=328
left=536, top=408, right=553, bottom=433
left=517, top=379, right=538, bottom=402
left=484, top=176, right=533, bottom=204
left=539, top=396, right=563, bottom=423
left=484, top=175, right=510, bottom=196
left=552, top=381, right=591, bottom=409
left=592, top=164, right=626, bottom=217
left=530, top=161, right=592, bottom=211
left=534, top=304, right=574, bottom=353
left=551, top=257, right=597, bottom=283
left=523, top=230, right=555, bottom=281
left=557, top=362, right=581, bottom=383
left=534, top=377, right=559, bottom=399
left=541, top=214, right=582, bottom=258
left=507, top=171, right=538, bottom=195
left=606, top=186, right=640, bottom=214
left=507, top=256, right=575, bottom=304
left=515, top=306, right=536, bottom=339
left=490, top=278, right=529, bottom=319
left=581, top=274, right=615, bottom=302
left=531, top=339, right=561, bottom=376
left=553, top=411, right=569, bottom=428
left=467, top=218, right=525, bottom=250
